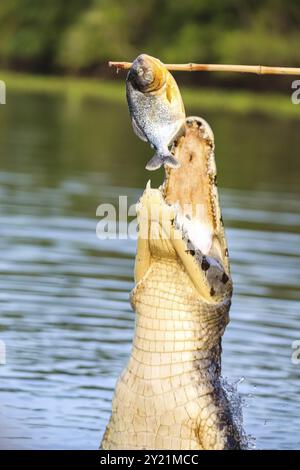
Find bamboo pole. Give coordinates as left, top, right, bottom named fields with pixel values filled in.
left=109, top=61, right=300, bottom=76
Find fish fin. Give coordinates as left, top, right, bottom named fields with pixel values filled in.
left=131, top=117, right=148, bottom=142
left=146, top=152, right=180, bottom=171
left=145, top=152, right=164, bottom=171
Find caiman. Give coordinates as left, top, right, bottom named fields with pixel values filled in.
left=101, top=116, right=241, bottom=450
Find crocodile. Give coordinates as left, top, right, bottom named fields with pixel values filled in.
left=101, top=117, right=242, bottom=450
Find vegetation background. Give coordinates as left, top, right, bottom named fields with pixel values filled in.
left=0, top=0, right=299, bottom=91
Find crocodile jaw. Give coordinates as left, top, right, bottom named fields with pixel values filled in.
left=162, top=116, right=229, bottom=270
left=101, top=117, right=240, bottom=450
left=175, top=215, right=213, bottom=255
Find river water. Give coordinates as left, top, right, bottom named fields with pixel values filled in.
left=0, top=91, right=299, bottom=449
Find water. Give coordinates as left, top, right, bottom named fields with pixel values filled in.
left=0, top=91, right=299, bottom=449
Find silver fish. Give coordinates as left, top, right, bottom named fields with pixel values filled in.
left=126, top=54, right=186, bottom=171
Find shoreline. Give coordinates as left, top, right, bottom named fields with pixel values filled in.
left=1, top=70, right=299, bottom=119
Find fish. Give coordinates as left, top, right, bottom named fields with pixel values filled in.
left=126, top=54, right=186, bottom=171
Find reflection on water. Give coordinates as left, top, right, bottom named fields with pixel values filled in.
left=0, top=92, right=299, bottom=449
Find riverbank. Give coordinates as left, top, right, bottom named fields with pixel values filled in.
left=1, top=70, right=299, bottom=119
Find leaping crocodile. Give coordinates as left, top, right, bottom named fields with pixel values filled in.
left=101, top=117, right=242, bottom=450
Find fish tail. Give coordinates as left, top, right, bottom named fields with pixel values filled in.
left=146, top=151, right=180, bottom=171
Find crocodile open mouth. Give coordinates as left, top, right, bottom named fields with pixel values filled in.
left=161, top=116, right=224, bottom=261
left=134, top=115, right=230, bottom=299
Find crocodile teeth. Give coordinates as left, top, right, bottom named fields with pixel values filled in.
left=175, top=212, right=213, bottom=255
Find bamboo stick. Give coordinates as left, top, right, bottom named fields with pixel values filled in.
left=109, top=61, right=300, bottom=76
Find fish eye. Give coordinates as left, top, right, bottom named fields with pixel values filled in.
left=144, top=71, right=153, bottom=82
left=137, top=67, right=144, bottom=76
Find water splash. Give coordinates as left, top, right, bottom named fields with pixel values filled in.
left=221, top=376, right=256, bottom=450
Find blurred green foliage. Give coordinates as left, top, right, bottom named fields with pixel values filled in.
left=0, top=0, right=299, bottom=72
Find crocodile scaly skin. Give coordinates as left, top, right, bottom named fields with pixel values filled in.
left=101, top=118, right=241, bottom=450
